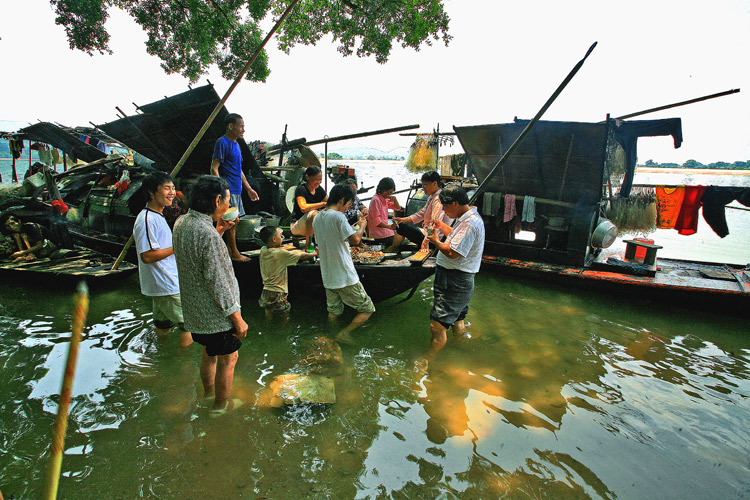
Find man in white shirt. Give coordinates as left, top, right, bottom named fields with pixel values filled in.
left=133, top=172, right=192, bottom=347
left=312, top=184, right=374, bottom=345
left=426, top=185, right=485, bottom=357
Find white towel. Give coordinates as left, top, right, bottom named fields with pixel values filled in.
left=521, top=196, right=536, bottom=223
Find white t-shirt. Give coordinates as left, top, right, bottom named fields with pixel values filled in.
left=436, top=207, right=485, bottom=273
left=133, top=208, right=180, bottom=296
left=312, top=209, right=359, bottom=289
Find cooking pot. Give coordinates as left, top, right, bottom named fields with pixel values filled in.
left=591, top=218, right=618, bottom=248
left=236, top=215, right=262, bottom=240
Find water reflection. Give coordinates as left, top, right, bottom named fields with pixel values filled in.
left=0, top=274, right=749, bottom=499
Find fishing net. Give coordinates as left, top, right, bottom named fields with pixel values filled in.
left=405, top=134, right=438, bottom=172
left=605, top=188, right=657, bottom=236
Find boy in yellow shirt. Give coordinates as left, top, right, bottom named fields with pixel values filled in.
left=258, top=226, right=317, bottom=319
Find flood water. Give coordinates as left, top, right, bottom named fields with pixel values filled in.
left=1, top=162, right=749, bottom=499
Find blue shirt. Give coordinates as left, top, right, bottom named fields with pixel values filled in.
left=213, top=135, right=243, bottom=194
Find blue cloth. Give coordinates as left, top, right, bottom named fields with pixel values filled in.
left=213, top=136, right=243, bottom=194
left=612, top=118, right=683, bottom=197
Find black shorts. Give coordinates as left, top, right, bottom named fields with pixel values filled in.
left=191, top=328, right=242, bottom=356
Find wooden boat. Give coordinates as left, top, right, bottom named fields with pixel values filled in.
left=234, top=244, right=436, bottom=303
left=448, top=118, right=750, bottom=314
left=0, top=248, right=136, bottom=284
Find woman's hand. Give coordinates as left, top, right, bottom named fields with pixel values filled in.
left=394, top=216, right=408, bottom=224
left=216, top=218, right=236, bottom=236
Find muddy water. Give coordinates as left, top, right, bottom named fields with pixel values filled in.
left=0, top=271, right=748, bottom=499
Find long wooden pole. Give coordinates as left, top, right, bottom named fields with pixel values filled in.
left=43, top=281, right=90, bottom=500
left=613, top=88, right=740, bottom=121
left=468, top=42, right=598, bottom=206
left=111, top=0, right=300, bottom=270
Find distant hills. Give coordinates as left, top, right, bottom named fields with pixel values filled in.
left=310, top=145, right=409, bottom=160
left=0, top=120, right=31, bottom=133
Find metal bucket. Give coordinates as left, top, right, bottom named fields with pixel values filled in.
left=236, top=215, right=262, bottom=240
left=591, top=218, right=617, bottom=248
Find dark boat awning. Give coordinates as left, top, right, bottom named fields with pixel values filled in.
left=454, top=120, right=609, bottom=204
left=16, top=122, right=107, bottom=163
left=96, top=84, right=237, bottom=176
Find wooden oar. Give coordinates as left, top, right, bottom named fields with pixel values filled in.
left=43, top=281, right=90, bottom=500
left=111, top=0, right=301, bottom=271
left=468, top=42, right=598, bottom=206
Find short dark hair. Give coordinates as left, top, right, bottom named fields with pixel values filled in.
left=142, top=171, right=174, bottom=198
left=258, top=225, right=279, bottom=245
left=439, top=185, right=469, bottom=206
left=0, top=212, right=19, bottom=235
left=327, top=183, right=355, bottom=206
left=302, top=166, right=322, bottom=185
left=421, top=171, right=443, bottom=187
left=343, top=178, right=357, bottom=188
left=189, top=175, right=230, bottom=214
left=224, top=113, right=243, bottom=130
left=376, top=177, right=396, bottom=194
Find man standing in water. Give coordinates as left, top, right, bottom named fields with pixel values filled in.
left=210, top=113, right=259, bottom=262
left=312, top=184, right=374, bottom=344
left=425, top=185, right=485, bottom=358
left=173, top=175, right=248, bottom=414
left=133, top=171, right=192, bottom=347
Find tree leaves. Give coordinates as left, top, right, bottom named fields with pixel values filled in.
left=50, top=0, right=451, bottom=83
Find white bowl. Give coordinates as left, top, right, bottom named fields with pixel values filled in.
left=222, top=207, right=239, bottom=221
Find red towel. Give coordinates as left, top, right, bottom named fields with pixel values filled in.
left=674, top=186, right=706, bottom=235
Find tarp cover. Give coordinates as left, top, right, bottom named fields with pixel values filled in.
left=17, top=122, right=107, bottom=163
left=97, top=84, right=260, bottom=179
left=454, top=120, right=609, bottom=204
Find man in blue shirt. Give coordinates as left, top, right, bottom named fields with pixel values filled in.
left=210, top=113, right=259, bottom=261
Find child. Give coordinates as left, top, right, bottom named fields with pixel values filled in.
left=258, top=225, right=317, bottom=319
left=367, top=177, right=403, bottom=251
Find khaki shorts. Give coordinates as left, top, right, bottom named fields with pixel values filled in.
left=290, top=211, right=316, bottom=236
left=152, top=293, right=186, bottom=332
left=325, top=282, right=376, bottom=316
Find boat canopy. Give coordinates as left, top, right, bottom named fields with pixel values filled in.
left=96, top=84, right=260, bottom=179
left=454, top=120, right=609, bottom=205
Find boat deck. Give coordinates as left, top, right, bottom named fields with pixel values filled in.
left=0, top=249, right=137, bottom=282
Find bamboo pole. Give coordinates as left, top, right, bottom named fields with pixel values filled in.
left=468, top=42, right=598, bottom=206
left=613, top=88, right=740, bottom=121
left=305, top=124, right=420, bottom=147
left=43, top=281, right=90, bottom=500
left=111, top=0, right=300, bottom=271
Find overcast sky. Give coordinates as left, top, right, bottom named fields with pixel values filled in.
left=2, top=0, right=748, bottom=163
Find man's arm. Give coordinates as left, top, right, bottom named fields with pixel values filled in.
left=210, top=158, right=221, bottom=177
left=347, top=214, right=368, bottom=246
left=241, top=170, right=259, bottom=201
left=140, top=247, right=174, bottom=264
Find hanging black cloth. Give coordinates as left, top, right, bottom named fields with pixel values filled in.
left=612, top=118, right=683, bottom=197
left=700, top=186, right=750, bottom=237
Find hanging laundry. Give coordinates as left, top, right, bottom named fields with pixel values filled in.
left=9, top=138, right=23, bottom=159
left=38, top=145, right=53, bottom=166
left=482, top=192, right=494, bottom=216
left=674, top=186, right=706, bottom=235
left=655, top=186, right=685, bottom=229
left=700, top=186, right=750, bottom=238
left=521, top=196, right=536, bottom=223
left=503, top=194, right=517, bottom=222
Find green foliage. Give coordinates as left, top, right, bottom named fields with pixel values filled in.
left=638, top=159, right=750, bottom=170
left=327, top=152, right=343, bottom=159
left=50, top=0, right=452, bottom=83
